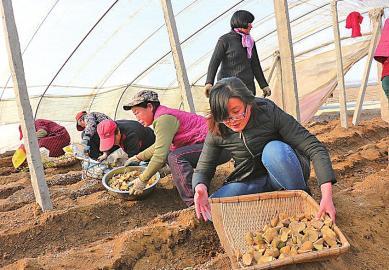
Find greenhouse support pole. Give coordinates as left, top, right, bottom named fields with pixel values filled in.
left=266, top=52, right=279, bottom=83
left=275, top=53, right=285, bottom=110
left=352, top=9, right=383, bottom=125
left=0, top=0, right=52, bottom=211
left=331, top=0, right=348, bottom=128
left=270, top=51, right=285, bottom=110
left=273, top=0, right=300, bottom=121
left=160, top=0, right=195, bottom=113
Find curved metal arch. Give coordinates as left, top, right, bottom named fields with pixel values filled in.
left=0, top=0, right=60, bottom=101
left=34, top=0, right=119, bottom=119
left=113, top=0, right=246, bottom=119
left=87, top=0, right=200, bottom=112
left=96, top=0, right=199, bottom=89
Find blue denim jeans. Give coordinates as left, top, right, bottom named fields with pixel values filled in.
left=211, top=140, right=308, bottom=198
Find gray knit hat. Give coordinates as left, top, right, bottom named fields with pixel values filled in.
left=123, top=90, right=159, bottom=110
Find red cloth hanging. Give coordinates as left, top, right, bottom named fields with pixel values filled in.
left=346, top=11, right=363, bottom=38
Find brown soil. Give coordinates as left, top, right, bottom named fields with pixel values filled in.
left=0, top=116, right=388, bottom=270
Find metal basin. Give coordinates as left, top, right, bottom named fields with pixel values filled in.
left=102, top=166, right=160, bottom=200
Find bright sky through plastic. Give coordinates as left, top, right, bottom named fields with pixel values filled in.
left=1, top=0, right=386, bottom=100
left=0, top=0, right=388, bottom=153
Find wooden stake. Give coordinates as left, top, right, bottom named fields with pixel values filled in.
left=276, top=55, right=285, bottom=110
left=0, top=0, right=52, bottom=210
left=331, top=0, right=348, bottom=128
left=273, top=0, right=300, bottom=121
left=160, top=0, right=195, bottom=112
left=267, top=53, right=279, bottom=83
left=352, top=11, right=382, bottom=125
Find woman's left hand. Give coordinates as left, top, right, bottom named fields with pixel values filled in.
left=316, top=182, right=336, bottom=223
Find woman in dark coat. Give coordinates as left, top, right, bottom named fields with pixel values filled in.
left=205, top=10, right=271, bottom=97
left=193, top=77, right=336, bottom=223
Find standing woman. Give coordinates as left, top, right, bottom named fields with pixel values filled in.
left=193, top=77, right=337, bottom=223
left=205, top=10, right=271, bottom=97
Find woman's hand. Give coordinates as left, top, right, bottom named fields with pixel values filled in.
left=194, top=184, right=211, bottom=221
left=204, top=83, right=213, bottom=98
left=124, top=155, right=141, bottom=166
left=316, top=182, right=336, bottom=223
left=97, top=152, right=108, bottom=162
left=262, top=86, right=272, bottom=98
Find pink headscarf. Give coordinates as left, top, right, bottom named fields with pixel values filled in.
left=234, top=28, right=254, bottom=58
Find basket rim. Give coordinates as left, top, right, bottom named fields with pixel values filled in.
left=209, top=190, right=351, bottom=269
left=209, top=190, right=310, bottom=204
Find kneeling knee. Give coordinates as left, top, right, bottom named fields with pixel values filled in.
left=167, top=152, right=177, bottom=166
left=261, top=140, right=286, bottom=164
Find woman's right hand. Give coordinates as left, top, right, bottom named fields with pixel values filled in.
left=124, top=155, right=141, bottom=166
left=204, top=83, right=213, bottom=98
left=194, top=184, right=211, bottom=221
left=97, top=152, right=108, bottom=162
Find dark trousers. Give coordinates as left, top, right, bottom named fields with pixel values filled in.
left=81, top=132, right=101, bottom=159
left=382, top=76, right=389, bottom=98
left=168, top=143, right=231, bottom=206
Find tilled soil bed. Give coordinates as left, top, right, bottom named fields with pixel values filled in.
left=0, top=116, right=388, bottom=270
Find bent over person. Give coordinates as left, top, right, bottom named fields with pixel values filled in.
left=122, top=90, right=230, bottom=202
left=19, top=119, right=70, bottom=157
left=75, top=111, right=110, bottom=159
left=97, top=119, right=155, bottom=162
left=193, top=77, right=337, bottom=223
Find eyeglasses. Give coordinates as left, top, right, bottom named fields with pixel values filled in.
left=219, top=106, right=247, bottom=124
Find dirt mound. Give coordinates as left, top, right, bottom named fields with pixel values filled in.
left=0, top=116, right=388, bottom=270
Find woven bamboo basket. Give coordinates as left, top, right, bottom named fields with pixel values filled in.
left=209, top=190, right=350, bottom=269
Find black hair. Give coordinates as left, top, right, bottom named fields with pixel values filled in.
left=134, top=101, right=160, bottom=114
left=208, top=77, right=256, bottom=137
left=230, top=10, right=255, bottom=29
left=115, top=126, right=120, bottom=135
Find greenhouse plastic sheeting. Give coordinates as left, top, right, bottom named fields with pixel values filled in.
left=1, top=0, right=388, bottom=153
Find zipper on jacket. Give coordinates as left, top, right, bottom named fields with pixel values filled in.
left=240, top=131, right=255, bottom=158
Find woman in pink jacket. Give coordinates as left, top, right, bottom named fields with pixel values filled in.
left=122, top=90, right=230, bottom=204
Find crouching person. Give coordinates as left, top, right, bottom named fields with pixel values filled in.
left=19, top=119, right=70, bottom=157
left=96, top=119, right=155, bottom=165
left=75, top=111, right=110, bottom=159
left=192, top=77, right=337, bottom=223
left=122, top=90, right=230, bottom=203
